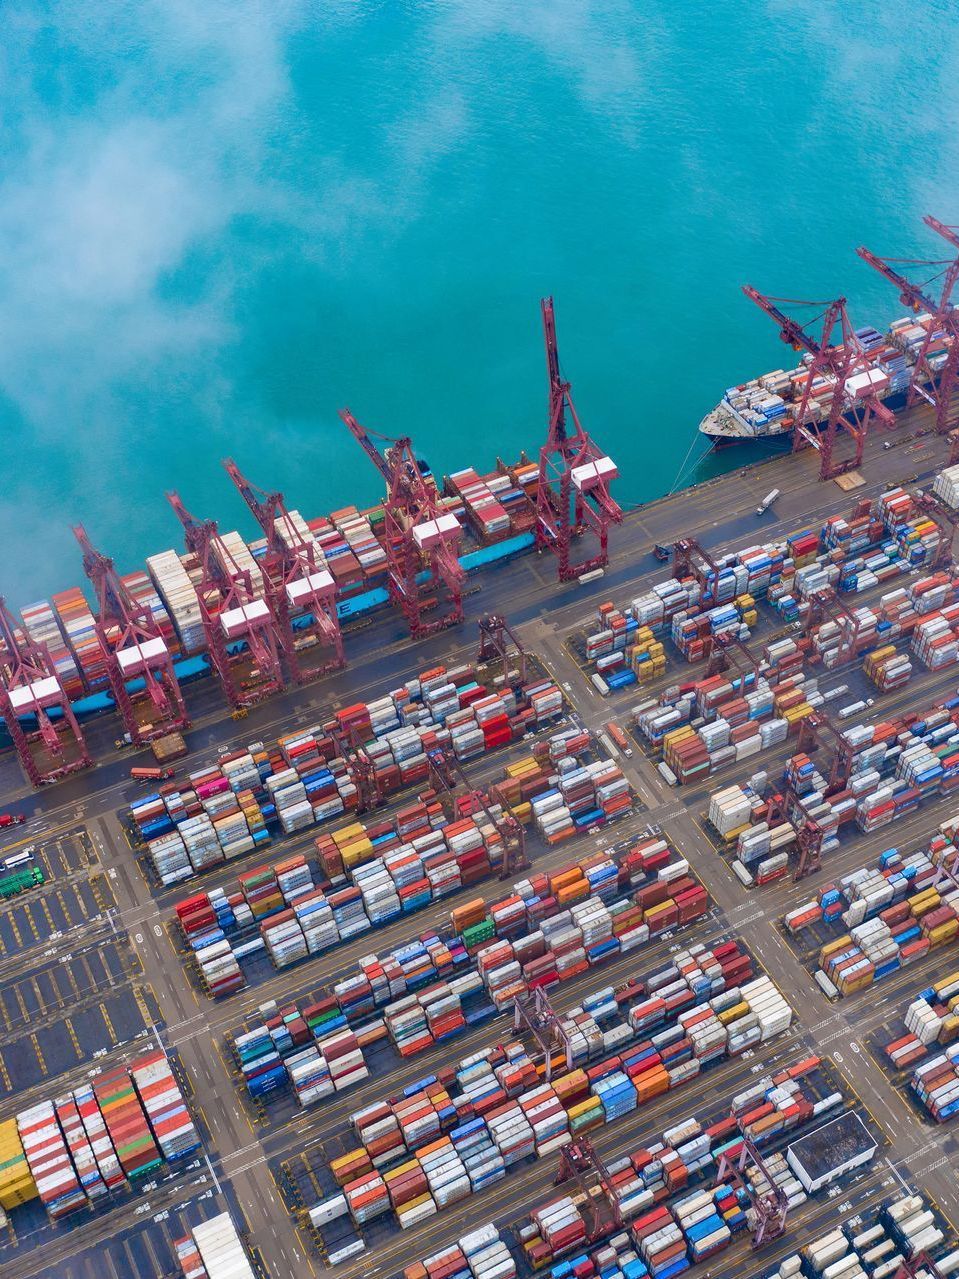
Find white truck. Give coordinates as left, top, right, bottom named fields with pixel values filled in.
left=756, top=487, right=780, bottom=516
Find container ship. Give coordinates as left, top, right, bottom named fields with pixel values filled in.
left=5, top=453, right=542, bottom=717
left=699, top=310, right=952, bottom=447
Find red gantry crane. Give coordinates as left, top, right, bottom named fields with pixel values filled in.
left=476, top=613, right=528, bottom=686
left=72, top=525, right=190, bottom=745
left=0, top=596, right=92, bottom=786
left=857, top=216, right=959, bottom=437
left=426, top=746, right=528, bottom=880
left=536, top=298, right=622, bottom=579
left=743, top=288, right=895, bottom=480
left=222, top=460, right=345, bottom=683
left=340, top=410, right=465, bottom=639
left=166, top=493, right=284, bottom=710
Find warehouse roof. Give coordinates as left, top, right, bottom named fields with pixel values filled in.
left=786, top=1112, right=878, bottom=1184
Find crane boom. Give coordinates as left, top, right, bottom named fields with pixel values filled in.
left=858, top=216, right=959, bottom=435
left=222, top=459, right=345, bottom=680
left=166, top=491, right=284, bottom=708
left=339, top=409, right=394, bottom=484
left=535, top=297, right=622, bottom=580
left=73, top=524, right=189, bottom=743
left=340, top=408, right=465, bottom=638
left=0, top=595, right=92, bottom=785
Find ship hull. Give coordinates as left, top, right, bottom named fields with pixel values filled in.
left=700, top=386, right=914, bottom=449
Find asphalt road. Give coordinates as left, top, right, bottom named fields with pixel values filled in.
left=4, top=410, right=959, bottom=1279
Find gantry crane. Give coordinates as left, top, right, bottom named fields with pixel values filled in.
left=340, top=410, right=465, bottom=639
left=426, top=747, right=528, bottom=879
left=166, top=493, right=284, bottom=710
left=743, top=288, right=896, bottom=480
left=714, top=1132, right=789, bottom=1247
left=704, top=629, right=763, bottom=686
left=766, top=708, right=861, bottom=879
left=72, top=525, right=189, bottom=745
left=553, top=1137, right=623, bottom=1241
left=535, top=298, right=622, bottom=580
left=672, top=537, right=721, bottom=602
left=512, top=986, right=575, bottom=1080
left=476, top=613, right=528, bottom=686
left=222, top=460, right=345, bottom=683
left=796, top=710, right=860, bottom=794
left=804, top=587, right=869, bottom=666
left=328, top=718, right=387, bottom=813
left=890, top=1255, right=941, bottom=1279
left=857, top=216, right=959, bottom=437
left=912, top=491, right=959, bottom=571
left=765, top=775, right=826, bottom=881
left=0, top=596, right=92, bottom=786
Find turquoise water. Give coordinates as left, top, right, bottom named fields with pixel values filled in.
left=3, top=2, right=958, bottom=605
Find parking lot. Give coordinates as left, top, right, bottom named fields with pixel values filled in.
left=0, top=825, right=164, bottom=1102
left=7, top=1171, right=253, bottom=1279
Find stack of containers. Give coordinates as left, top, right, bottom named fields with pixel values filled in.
left=884, top=971, right=959, bottom=1069
left=0, top=1120, right=36, bottom=1212
left=147, top=549, right=205, bottom=653
left=674, top=1188, right=732, bottom=1263
left=911, top=1044, right=959, bottom=1122
left=20, top=598, right=85, bottom=699
left=708, top=784, right=763, bottom=842
left=530, top=1196, right=588, bottom=1260
left=343, top=1170, right=392, bottom=1227
left=530, top=758, right=633, bottom=840
left=122, top=568, right=178, bottom=653
left=215, top=530, right=263, bottom=594
left=129, top=1051, right=200, bottom=1163
left=913, top=605, right=959, bottom=669
left=93, top=1066, right=162, bottom=1183
left=174, top=1212, right=256, bottom=1279
left=16, top=1102, right=85, bottom=1219
left=448, top=468, right=511, bottom=540
left=864, top=645, right=913, bottom=691
left=817, top=862, right=959, bottom=997
left=52, top=586, right=109, bottom=690
left=74, top=1083, right=125, bottom=1193
left=54, top=1095, right=106, bottom=1203
left=885, top=1193, right=949, bottom=1260
left=403, top=1224, right=517, bottom=1279
left=935, top=464, right=959, bottom=511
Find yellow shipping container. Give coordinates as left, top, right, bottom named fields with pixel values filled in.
left=718, top=1001, right=750, bottom=1025
left=566, top=1097, right=602, bottom=1121
left=928, top=920, right=959, bottom=947
left=340, top=838, right=374, bottom=867
left=935, top=972, right=959, bottom=996
left=0, top=1118, right=36, bottom=1210
left=722, top=822, right=751, bottom=846
left=506, top=757, right=537, bottom=778
left=398, top=1193, right=433, bottom=1224
left=819, top=936, right=853, bottom=966
left=331, top=1149, right=370, bottom=1176
left=909, top=889, right=941, bottom=917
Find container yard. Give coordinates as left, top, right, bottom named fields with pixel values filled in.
left=2, top=253, right=959, bottom=1279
